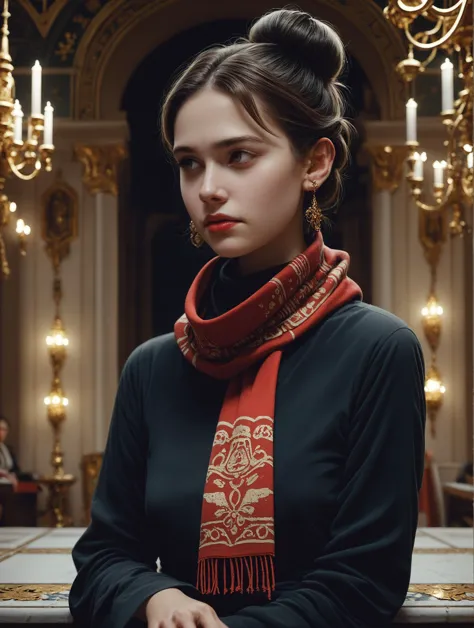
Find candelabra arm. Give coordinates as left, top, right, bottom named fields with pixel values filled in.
left=396, top=0, right=434, bottom=17
left=430, top=0, right=468, bottom=17
left=420, top=48, right=437, bottom=69
left=410, top=178, right=468, bottom=213
left=396, top=0, right=469, bottom=50
left=6, top=152, right=41, bottom=181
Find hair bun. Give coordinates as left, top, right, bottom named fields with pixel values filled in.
left=248, top=9, right=345, bottom=84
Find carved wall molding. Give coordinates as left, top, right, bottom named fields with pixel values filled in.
left=16, top=0, right=69, bottom=38
left=73, top=0, right=406, bottom=121
left=74, top=143, right=127, bottom=196
left=365, top=145, right=408, bottom=194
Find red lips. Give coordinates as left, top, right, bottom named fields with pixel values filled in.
left=204, top=213, right=240, bottom=227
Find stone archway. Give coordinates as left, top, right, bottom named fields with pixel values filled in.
left=73, top=0, right=406, bottom=121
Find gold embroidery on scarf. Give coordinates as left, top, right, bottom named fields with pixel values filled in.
left=175, top=258, right=350, bottom=362
left=201, top=416, right=274, bottom=550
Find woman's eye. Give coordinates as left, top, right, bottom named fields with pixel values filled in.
left=229, top=150, right=254, bottom=165
left=177, top=158, right=199, bottom=170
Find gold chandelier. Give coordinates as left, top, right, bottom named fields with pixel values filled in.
left=385, top=0, right=473, bottom=435
left=385, top=0, right=473, bottom=237
left=0, top=0, right=54, bottom=278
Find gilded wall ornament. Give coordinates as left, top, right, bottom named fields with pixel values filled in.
left=418, top=205, right=448, bottom=271
left=41, top=174, right=79, bottom=274
left=74, top=143, right=127, bottom=196
left=366, top=145, right=409, bottom=194
left=55, top=32, right=78, bottom=62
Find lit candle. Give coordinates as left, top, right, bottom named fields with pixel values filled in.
left=441, top=58, right=454, bottom=113
left=31, top=60, right=42, bottom=117
left=43, top=101, right=54, bottom=145
left=406, top=98, right=417, bottom=143
left=12, top=100, right=23, bottom=143
left=413, top=151, right=426, bottom=180
left=468, top=152, right=473, bottom=169
left=433, top=160, right=445, bottom=187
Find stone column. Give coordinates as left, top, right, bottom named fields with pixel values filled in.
left=366, top=146, right=407, bottom=312
left=75, top=144, right=127, bottom=452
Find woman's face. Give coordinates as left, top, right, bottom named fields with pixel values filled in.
left=173, top=88, right=317, bottom=274
left=0, top=420, right=8, bottom=443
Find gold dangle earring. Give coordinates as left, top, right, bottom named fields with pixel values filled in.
left=305, top=180, right=322, bottom=232
left=189, top=220, right=204, bottom=248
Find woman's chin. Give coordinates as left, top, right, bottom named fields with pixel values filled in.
left=206, top=237, right=255, bottom=259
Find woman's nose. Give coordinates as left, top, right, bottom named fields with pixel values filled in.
left=199, top=167, right=227, bottom=204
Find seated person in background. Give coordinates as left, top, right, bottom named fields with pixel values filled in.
left=456, top=462, right=473, bottom=484
left=0, top=416, right=20, bottom=487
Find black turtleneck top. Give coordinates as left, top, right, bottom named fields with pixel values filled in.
left=69, top=258, right=426, bottom=628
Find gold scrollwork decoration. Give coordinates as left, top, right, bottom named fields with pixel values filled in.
left=366, top=145, right=409, bottom=193
left=408, top=584, right=474, bottom=602
left=2, top=583, right=473, bottom=602
left=55, top=32, right=78, bottom=62
left=74, top=143, right=127, bottom=196
left=0, top=584, right=70, bottom=601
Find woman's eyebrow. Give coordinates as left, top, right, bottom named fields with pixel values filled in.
left=173, top=135, right=266, bottom=156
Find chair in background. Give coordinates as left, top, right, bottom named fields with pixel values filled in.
left=81, top=452, right=103, bottom=525
left=0, top=481, right=40, bottom=526
left=419, top=451, right=470, bottom=527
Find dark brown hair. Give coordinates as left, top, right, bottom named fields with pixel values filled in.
left=0, top=416, right=9, bottom=428
left=161, top=8, right=354, bottom=210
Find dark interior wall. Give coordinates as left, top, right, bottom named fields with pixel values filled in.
left=120, top=18, right=375, bottom=364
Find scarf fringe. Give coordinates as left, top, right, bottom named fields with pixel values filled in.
left=197, top=555, right=275, bottom=600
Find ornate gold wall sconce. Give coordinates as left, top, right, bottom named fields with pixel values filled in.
left=419, top=205, right=449, bottom=436
left=38, top=173, right=77, bottom=527
left=0, top=200, right=31, bottom=275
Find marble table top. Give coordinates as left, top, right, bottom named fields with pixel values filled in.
left=0, top=526, right=472, bottom=624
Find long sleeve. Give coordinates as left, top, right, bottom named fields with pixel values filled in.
left=10, top=448, right=21, bottom=474
left=222, top=328, right=426, bottom=628
left=69, top=346, right=196, bottom=628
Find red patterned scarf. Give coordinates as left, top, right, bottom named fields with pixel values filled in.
left=175, top=233, right=362, bottom=599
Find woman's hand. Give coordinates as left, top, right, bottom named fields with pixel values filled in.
left=144, top=587, right=227, bottom=628
left=0, top=470, right=17, bottom=487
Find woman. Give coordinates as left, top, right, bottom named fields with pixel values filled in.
left=0, top=416, right=19, bottom=487
left=70, top=9, right=426, bottom=628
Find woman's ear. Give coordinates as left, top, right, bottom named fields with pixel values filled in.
left=302, top=138, right=336, bottom=192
